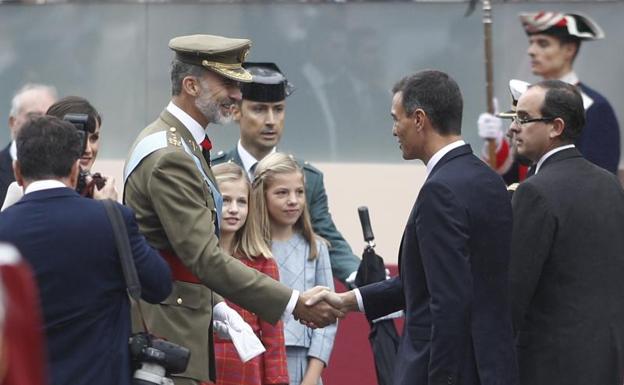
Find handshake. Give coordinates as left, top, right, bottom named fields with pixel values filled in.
left=292, top=286, right=359, bottom=329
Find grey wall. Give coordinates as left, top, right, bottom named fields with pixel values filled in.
left=0, top=2, right=622, bottom=163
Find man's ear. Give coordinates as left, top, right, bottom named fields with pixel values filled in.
left=412, top=109, right=426, bottom=132
left=182, top=76, right=200, bottom=97
left=13, top=160, right=24, bottom=187
left=549, top=117, right=566, bottom=139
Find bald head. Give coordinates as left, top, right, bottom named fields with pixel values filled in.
left=9, top=84, right=57, bottom=139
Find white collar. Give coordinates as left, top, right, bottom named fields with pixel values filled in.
left=24, top=180, right=67, bottom=195
left=9, top=141, right=17, bottom=161
left=166, top=101, right=206, bottom=145
left=237, top=140, right=276, bottom=180
left=559, top=71, right=579, bottom=86
left=559, top=72, right=593, bottom=110
left=426, top=140, right=465, bottom=178
left=535, top=144, right=575, bottom=174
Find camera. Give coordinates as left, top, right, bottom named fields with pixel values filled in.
left=129, top=332, right=191, bottom=385
left=62, top=113, right=107, bottom=197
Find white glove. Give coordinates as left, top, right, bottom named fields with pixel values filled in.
left=213, top=302, right=265, bottom=362
left=213, top=302, right=253, bottom=339
left=477, top=112, right=504, bottom=145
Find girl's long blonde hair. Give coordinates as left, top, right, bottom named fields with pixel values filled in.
left=213, top=162, right=272, bottom=260
left=248, top=152, right=324, bottom=260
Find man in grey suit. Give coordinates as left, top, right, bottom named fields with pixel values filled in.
left=212, top=62, right=361, bottom=285
left=509, top=79, right=624, bottom=385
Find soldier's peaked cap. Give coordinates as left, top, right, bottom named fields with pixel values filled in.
left=519, top=12, right=605, bottom=41
left=240, top=62, right=295, bottom=103
left=169, top=34, right=253, bottom=82
left=498, top=79, right=530, bottom=119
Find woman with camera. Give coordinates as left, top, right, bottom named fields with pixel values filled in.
left=1, top=96, right=117, bottom=209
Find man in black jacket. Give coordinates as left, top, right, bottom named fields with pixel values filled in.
left=509, top=80, right=624, bottom=385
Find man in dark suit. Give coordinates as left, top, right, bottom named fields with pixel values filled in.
left=308, top=70, right=519, bottom=385
left=508, top=80, right=624, bottom=385
left=0, top=83, right=57, bottom=203
left=0, top=116, right=172, bottom=385
left=211, top=62, right=361, bottom=285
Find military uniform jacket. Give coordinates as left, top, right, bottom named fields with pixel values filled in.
left=124, top=109, right=292, bottom=382
left=212, top=147, right=360, bottom=284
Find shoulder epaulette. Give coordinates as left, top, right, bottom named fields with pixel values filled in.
left=166, top=127, right=182, bottom=147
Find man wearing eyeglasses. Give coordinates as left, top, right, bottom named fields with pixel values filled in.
left=478, top=12, right=620, bottom=183
left=509, top=79, right=624, bottom=385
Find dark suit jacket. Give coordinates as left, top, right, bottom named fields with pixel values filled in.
left=510, top=148, right=624, bottom=385
left=360, top=144, right=518, bottom=385
left=0, top=144, right=15, bottom=203
left=212, top=147, right=360, bottom=283
left=0, top=187, right=172, bottom=385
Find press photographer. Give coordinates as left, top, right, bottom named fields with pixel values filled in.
left=46, top=96, right=118, bottom=199
left=0, top=115, right=172, bottom=385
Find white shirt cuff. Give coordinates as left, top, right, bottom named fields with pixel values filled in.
left=354, top=288, right=365, bottom=313
left=284, top=289, right=299, bottom=319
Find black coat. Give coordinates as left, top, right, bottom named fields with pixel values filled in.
left=360, top=144, right=519, bottom=385
left=0, top=144, right=15, bottom=203
left=510, top=147, right=624, bottom=385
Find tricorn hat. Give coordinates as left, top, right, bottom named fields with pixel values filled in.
left=169, top=34, right=253, bottom=82
left=519, top=12, right=605, bottom=41
left=498, top=79, right=530, bottom=119
left=240, top=62, right=295, bottom=103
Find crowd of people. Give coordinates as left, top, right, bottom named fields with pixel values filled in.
left=1, top=9, right=623, bottom=385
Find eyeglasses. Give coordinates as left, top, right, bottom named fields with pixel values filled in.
left=512, top=115, right=556, bottom=126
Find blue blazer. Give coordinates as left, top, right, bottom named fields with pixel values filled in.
left=360, top=145, right=518, bottom=385
left=0, top=187, right=171, bottom=385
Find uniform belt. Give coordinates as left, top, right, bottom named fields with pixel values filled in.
left=159, top=250, right=201, bottom=284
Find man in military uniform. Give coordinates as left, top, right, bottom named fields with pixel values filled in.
left=123, top=35, right=341, bottom=385
left=212, top=62, right=361, bottom=285
left=479, top=12, right=620, bottom=183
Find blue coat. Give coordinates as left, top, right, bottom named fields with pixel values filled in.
left=0, top=187, right=172, bottom=385
left=359, top=145, right=518, bottom=385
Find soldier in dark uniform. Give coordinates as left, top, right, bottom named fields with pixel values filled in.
left=211, top=62, right=361, bottom=286
left=479, top=12, right=620, bottom=182
left=123, top=36, right=341, bottom=385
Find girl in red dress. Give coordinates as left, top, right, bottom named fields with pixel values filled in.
left=211, top=162, right=289, bottom=385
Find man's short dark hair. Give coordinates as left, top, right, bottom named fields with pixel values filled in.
left=16, top=116, right=82, bottom=181
left=170, top=58, right=208, bottom=96
left=392, top=70, right=463, bottom=136
left=46, top=96, right=102, bottom=134
left=534, top=79, right=585, bottom=142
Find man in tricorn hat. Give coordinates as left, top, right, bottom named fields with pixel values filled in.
left=212, top=62, right=361, bottom=286
left=123, top=35, right=341, bottom=385
left=478, top=12, right=620, bottom=183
